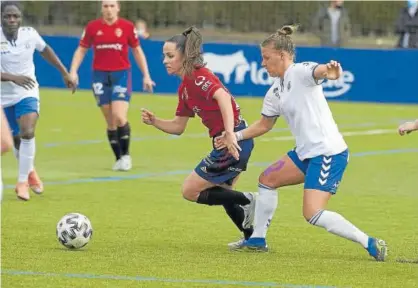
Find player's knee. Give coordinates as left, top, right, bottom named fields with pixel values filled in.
left=112, top=113, right=127, bottom=127
left=20, top=127, right=35, bottom=139
left=303, top=206, right=319, bottom=223
left=258, top=172, right=278, bottom=189
left=181, top=185, right=199, bottom=202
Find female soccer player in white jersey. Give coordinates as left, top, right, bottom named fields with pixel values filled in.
left=216, top=25, right=387, bottom=261
left=0, top=2, right=75, bottom=200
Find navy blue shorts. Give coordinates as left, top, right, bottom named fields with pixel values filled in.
left=92, top=69, right=132, bottom=107
left=194, top=121, right=254, bottom=186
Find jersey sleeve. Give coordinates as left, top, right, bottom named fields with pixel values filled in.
left=32, top=29, right=47, bottom=52
left=175, top=93, right=195, bottom=118
left=127, top=23, right=140, bottom=48
left=79, top=23, right=93, bottom=48
left=295, top=62, right=325, bottom=86
left=261, top=84, right=281, bottom=118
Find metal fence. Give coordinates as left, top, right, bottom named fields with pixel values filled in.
left=18, top=1, right=404, bottom=37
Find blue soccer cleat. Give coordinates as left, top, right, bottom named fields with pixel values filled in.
left=230, top=237, right=269, bottom=252
left=367, top=237, right=388, bottom=262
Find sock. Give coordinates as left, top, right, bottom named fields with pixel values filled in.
left=251, top=183, right=278, bottom=239
left=13, top=147, right=19, bottom=160
left=223, top=203, right=254, bottom=239
left=310, top=210, right=369, bottom=248
left=117, top=122, right=131, bottom=156
left=18, top=138, right=35, bottom=183
left=107, top=129, right=121, bottom=160
left=197, top=186, right=250, bottom=206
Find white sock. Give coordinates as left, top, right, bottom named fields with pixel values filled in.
left=13, top=147, right=19, bottom=160
left=251, top=184, right=278, bottom=239
left=18, top=138, right=35, bottom=183
left=310, top=210, right=369, bottom=248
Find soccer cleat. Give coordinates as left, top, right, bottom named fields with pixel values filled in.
left=119, top=155, right=132, bottom=171
left=228, top=237, right=245, bottom=250
left=367, top=237, right=388, bottom=262
left=28, top=169, right=44, bottom=194
left=242, top=192, right=255, bottom=229
left=15, top=182, right=30, bottom=201
left=112, top=159, right=123, bottom=171
left=242, top=237, right=269, bottom=252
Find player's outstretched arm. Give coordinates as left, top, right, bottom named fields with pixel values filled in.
left=398, top=120, right=418, bottom=136
left=313, top=60, right=342, bottom=81
left=214, top=116, right=276, bottom=150
left=69, top=46, right=89, bottom=88
left=132, top=46, right=155, bottom=92
left=40, top=45, right=75, bottom=91
left=141, top=108, right=189, bottom=135
left=1, top=109, right=13, bottom=155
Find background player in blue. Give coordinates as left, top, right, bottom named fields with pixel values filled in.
left=1, top=2, right=75, bottom=201
left=216, top=25, right=387, bottom=261
left=141, top=26, right=256, bottom=245
left=70, top=1, right=155, bottom=171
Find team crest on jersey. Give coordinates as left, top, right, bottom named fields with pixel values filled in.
left=97, top=30, right=103, bottom=36
left=115, top=28, right=123, bottom=37
left=287, top=81, right=291, bottom=91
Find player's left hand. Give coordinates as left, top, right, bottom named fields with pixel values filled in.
left=326, top=60, right=342, bottom=80
left=224, top=131, right=242, bottom=161
left=398, top=121, right=417, bottom=136
left=143, top=77, right=156, bottom=93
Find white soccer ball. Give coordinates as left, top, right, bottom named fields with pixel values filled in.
left=56, top=213, right=93, bottom=249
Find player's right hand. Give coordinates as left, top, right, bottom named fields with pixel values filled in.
left=64, top=73, right=78, bottom=94
left=11, top=75, right=36, bottom=90
left=214, top=132, right=227, bottom=150
left=141, top=108, right=155, bottom=125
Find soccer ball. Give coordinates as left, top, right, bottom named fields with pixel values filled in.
left=56, top=213, right=93, bottom=249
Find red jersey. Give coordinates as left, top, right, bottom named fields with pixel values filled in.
left=79, top=18, right=139, bottom=71
left=176, top=67, right=241, bottom=137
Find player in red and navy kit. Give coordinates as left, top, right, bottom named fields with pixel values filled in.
left=70, top=1, right=155, bottom=171
left=141, top=26, right=256, bottom=247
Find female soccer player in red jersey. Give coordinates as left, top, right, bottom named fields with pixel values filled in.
left=141, top=26, right=256, bottom=246
left=70, top=1, right=155, bottom=171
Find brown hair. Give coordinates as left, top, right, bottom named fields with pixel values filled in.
left=166, top=26, right=206, bottom=76
left=261, top=24, right=299, bottom=59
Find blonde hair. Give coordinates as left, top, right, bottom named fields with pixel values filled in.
left=166, top=26, right=205, bottom=76
left=261, top=24, right=299, bottom=58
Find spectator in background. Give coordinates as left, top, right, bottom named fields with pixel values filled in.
left=135, top=18, right=150, bottom=39
left=395, top=0, right=418, bottom=48
left=312, top=0, right=351, bottom=47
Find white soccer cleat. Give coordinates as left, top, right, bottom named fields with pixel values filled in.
left=119, top=155, right=132, bottom=171
left=228, top=237, right=245, bottom=250
left=112, top=159, right=123, bottom=171
left=242, top=192, right=256, bottom=229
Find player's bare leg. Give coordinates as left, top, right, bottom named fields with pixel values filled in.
left=304, top=189, right=387, bottom=261
left=234, top=155, right=304, bottom=251
left=15, top=112, right=39, bottom=200
left=101, top=104, right=122, bottom=170
left=111, top=100, right=131, bottom=171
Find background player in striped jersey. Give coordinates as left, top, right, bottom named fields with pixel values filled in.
left=70, top=0, right=155, bottom=171
left=141, top=26, right=256, bottom=244
left=216, top=25, right=387, bottom=261
left=1, top=2, right=75, bottom=200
